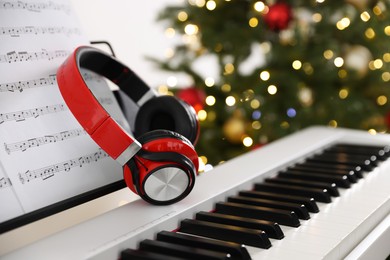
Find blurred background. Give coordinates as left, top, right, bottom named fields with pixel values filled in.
left=71, top=0, right=390, bottom=168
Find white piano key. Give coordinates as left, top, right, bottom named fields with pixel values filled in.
left=2, top=127, right=390, bottom=260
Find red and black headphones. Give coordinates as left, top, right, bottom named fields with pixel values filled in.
left=56, top=46, right=199, bottom=205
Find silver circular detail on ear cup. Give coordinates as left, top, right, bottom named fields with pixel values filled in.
left=143, top=167, right=189, bottom=202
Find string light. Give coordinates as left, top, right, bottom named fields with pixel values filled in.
left=259, top=71, right=270, bottom=81
left=280, top=121, right=289, bottom=129
left=267, top=85, right=277, bottom=95
left=177, top=11, right=188, bottom=22
left=164, top=28, right=175, bottom=38
left=254, top=1, right=265, bottom=12
left=252, top=110, right=261, bottom=120
left=365, top=28, right=375, bottom=39
left=249, top=17, right=259, bottom=27
left=334, top=57, right=344, bottom=67
left=242, top=136, right=253, bottom=147
left=292, top=60, right=302, bottom=70
left=286, top=108, right=296, bottom=118
left=206, top=0, right=216, bottom=10
left=205, top=77, right=215, bottom=87
left=312, top=13, right=322, bottom=23
left=252, top=121, right=261, bottom=130
left=184, top=24, right=199, bottom=35
left=221, top=84, right=231, bottom=92
left=385, top=26, right=390, bottom=36
left=368, top=129, right=377, bottom=135
left=329, top=120, right=338, bottom=127
left=205, top=95, right=216, bottom=106
left=377, top=95, right=387, bottom=106
left=225, top=96, right=236, bottom=106
left=198, top=110, right=207, bottom=120
left=166, top=76, right=177, bottom=87
left=382, top=72, right=390, bottom=82
left=250, top=99, right=260, bottom=109
left=323, top=50, right=334, bottom=60
left=158, top=85, right=169, bottom=95
left=336, top=17, right=350, bottom=30
left=360, top=11, right=370, bottom=22
left=224, top=63, right=234, bottom=74
left=339, top=88, right=349, bottom=99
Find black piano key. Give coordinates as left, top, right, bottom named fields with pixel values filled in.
left=264, top=177, right=340, bottom=197
left=157, top=230, right=252, bottom=260
left=292, top=162, right=363, bottom=179
left=227, top=195, right=310, bottom=220
left=215, top=201, right=300, bottom=227
left=254, top=182, right=332, bottom=203
left=195, top=211, right=284, bottom=239
left=333, top=143, right=390, bottom=159
left=238, top=190, right=319, bottom=213
left=279, top=170, right=351, bottom=188
left=295, top=161, right=364, bottom=178
left=320, top=151, right=379, bottom=166
left=121, top=248, right=186, bottom=260
left=139, top=239, right=231, bottom=260
left=325, top=146, right=388, bottom=161
left=179, top=219, right=272, bottom=249
left=289, top=165, right=360, bottom=181
left=306, top=155, right=375, bottom=171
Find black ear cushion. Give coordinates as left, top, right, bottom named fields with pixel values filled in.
left=137, top=129, right=193, bottom=147
left=134, top=96, right=198, bottom=144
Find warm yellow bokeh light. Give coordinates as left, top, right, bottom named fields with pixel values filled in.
left=205, top=95, right=216, bottom=106
left=249, top=17, right=259, bottom=27
left=206, top=0, right=216, bottom=10
left=292, top=60, right=302, bottom=70
left=226, top=96, right=236, bottom=106
left=377, top=95, right=387, bottom=106
left=267, top=85, right=277, bottom=95
left=198, top=110, right=207, bottom=121
left=177, top=11, right=188, bottom=22
left=184, top=24, right=199, bottom=35
left=242, top=136, right=253, bottom=147
left=260, top=71, right=270, bottom=81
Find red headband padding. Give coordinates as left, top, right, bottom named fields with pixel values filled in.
left=56, top=46, right=138, bottom=160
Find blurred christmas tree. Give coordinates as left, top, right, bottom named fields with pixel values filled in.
left=150, top=0, right=390, bottom=167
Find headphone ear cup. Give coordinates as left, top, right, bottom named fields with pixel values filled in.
left=134, top=96, right=199, bottom=144
left=136, top=150, right=196, bottom=205
left=123, top=130, right=198, bottom=205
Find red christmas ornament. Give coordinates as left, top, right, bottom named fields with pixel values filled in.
left=385, top=111, right=390, bottom=129
left=264, top=2, right=293, bottom=31
left=177, top=87, right=206, bottom=112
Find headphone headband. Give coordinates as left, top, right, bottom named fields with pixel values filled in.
left=57, top=46, right=149, bottom=165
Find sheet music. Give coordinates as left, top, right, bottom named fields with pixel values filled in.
left=0, top=0, right=129, bottom=222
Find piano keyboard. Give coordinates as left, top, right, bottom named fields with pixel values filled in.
left=2, top=126, right=390, bottom=260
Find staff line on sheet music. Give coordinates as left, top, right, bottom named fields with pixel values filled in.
left=0, top=49, right=69, bottom=64
left=4, top=128, right=86, bottom=154
left=0, top=103, right=67, bottom=124
left=18, top=148, right=109, bottom=184
left=0, top=177, right=12, bottom=189
left=0, top=26, right=81, bottom=37
left=0, top=75, right=56, bottom=93
left=0, top=1, right=71, bottom=14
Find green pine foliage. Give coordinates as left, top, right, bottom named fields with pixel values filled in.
left=152, top=0, right=390, bottom=165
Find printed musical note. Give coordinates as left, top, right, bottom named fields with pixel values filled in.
left=0, top=75, right=56, bottom=93
left=0, top=103, right=67, bottom=124
left=0, top=177, right=12, bottom=189
left=4, top=128, right=86, bottom=154
left=0, top=0, right=71, bottom=14
left=0, top=26, right=81, bottom=37
left=18, top=149, right=109, bottom=184
left=0, top=49, right=69, bottom=63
